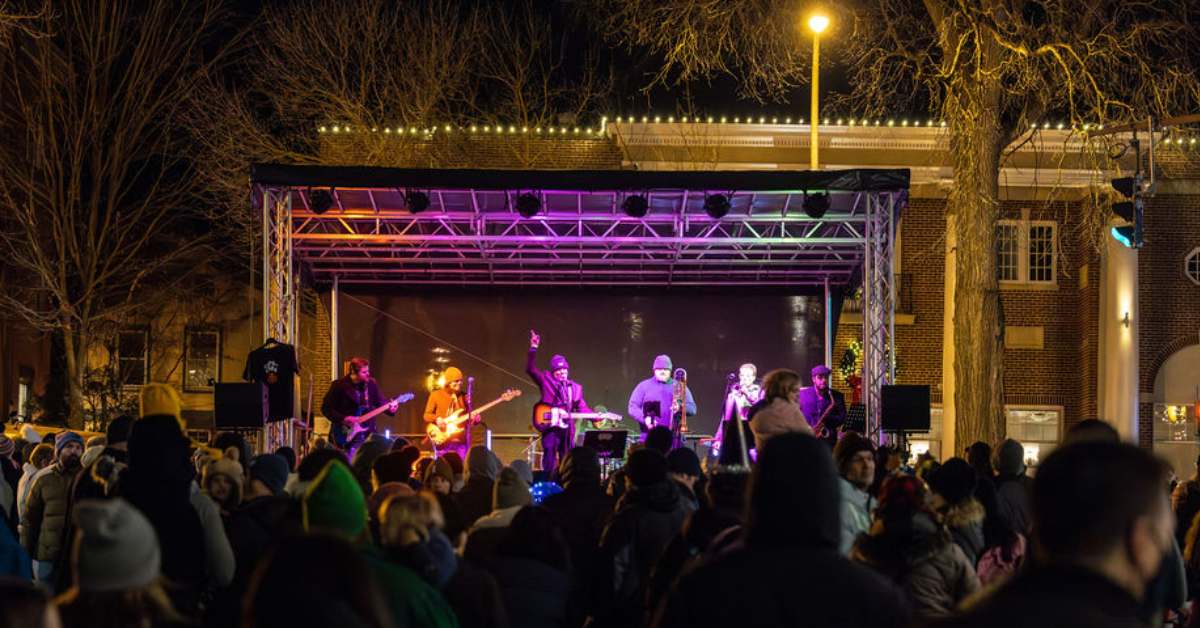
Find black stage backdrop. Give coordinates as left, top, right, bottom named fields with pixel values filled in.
left=333, top=292, right=830, bottom=438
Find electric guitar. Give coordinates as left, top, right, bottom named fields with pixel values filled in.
left=346, top=393, right=416, bottom=441
left=427, top=389, right=522, bottom=445
left=531, top=402, right=622, bottom=432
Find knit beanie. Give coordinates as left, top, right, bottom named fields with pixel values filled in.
left=73, top=498, right=161, bottom=592
left=653, top=354, right=673, bottom=370
left=508, top=459, right=534, bottom=486
left=996, top=438, right=1026, bottom=476
left=203, top=448, right=245, bottom=503
left=423, top=457, right=454, bottom=487
left=55, top=431, right=84, bottom=456
left=832, top=432, right=874, bottom=474
left=250, top=454, right=290, bottom=496
left=0, top=435, right=13, bottom=458
left=106, top=415, right=134, bottom=445
left=443, top=367, right=463, bottom=383
left=627, top=449, right=669, bottom=487
left=927, top=457, right=977, bottom=505
left=303, top=460, right=368, bottom=539
left=492, top=467, right=532, bottom=510
left=81, top=445, right=105, bottom=470
left=550, top=355, right=569, bottom=371
left=139, top=383, right=184, bottom=429
left=667, top=447, right=702, bottom=478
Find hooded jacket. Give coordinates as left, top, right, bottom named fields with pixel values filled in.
left=942, top=498, right=986, bottom=566
left=541, top=447, right=615, bottom=628
left=852, top=511, right=980, bottom=620
left=19, top=461, right=75, bottom=562
left=594, top=478, right=689, bottom=627
left=653, top=433, right=909, bottom=628
left=456, top=446, right=501, bottom=528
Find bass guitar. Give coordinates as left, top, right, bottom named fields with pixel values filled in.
left=531, top=402, right=622, bottom=432
left=346, top=393, right=416, bottom=441
left=427, top=389, right=522, bottom=446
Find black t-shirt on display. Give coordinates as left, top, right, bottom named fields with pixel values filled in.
left=242, top=341, right=298, bottom=421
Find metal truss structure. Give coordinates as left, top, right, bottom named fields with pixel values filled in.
left=255, top=165, right=906, bottom=438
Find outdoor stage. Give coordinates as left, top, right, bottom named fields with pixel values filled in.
left=250, top=165, right=908, bottom=453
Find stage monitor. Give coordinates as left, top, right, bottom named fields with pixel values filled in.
left=880, top=385, right=931, bottom=432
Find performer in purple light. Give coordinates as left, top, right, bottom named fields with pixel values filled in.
left=799, top=364, right=846, bottom=447
left=712, top=363, right=763, bottom=459
left=627, top=354, right=696, bottom=445
left=527, top=329, right=592, bottom=475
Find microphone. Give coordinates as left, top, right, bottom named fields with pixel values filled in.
left=466, top=376, right=475, bottom=400
left=726, top=372, right=737, bottom=382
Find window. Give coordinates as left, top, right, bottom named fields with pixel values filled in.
left=1005, top=406, right=1062, bottom=466
left=1187, top=247, right=1200, bottom=286
left=116, top=329, right=149, bottom=387
left=996, top=220, right=1057, bottom=285
left=184, top=329, right=221, bottom=392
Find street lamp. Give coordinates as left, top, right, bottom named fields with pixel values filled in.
left=808, top=13, right=830, bottom=170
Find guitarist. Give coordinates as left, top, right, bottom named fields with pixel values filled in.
left=321, top=357, right=400, bottom=450
left=798, top=364, right=846, bottom=448
left=423, top=366, right=469, bottom=458
left=527, top=330, right=591, bottom=476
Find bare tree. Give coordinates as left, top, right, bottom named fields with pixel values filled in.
left=0, top=1, right=232, bottom=426
left=586, top=0, right=1199, bottom=447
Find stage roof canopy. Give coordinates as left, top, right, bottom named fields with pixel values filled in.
left=250, top=165, right=909, bottom=288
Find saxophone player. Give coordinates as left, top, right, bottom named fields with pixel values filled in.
left=799, top=364, right=846, bottom=447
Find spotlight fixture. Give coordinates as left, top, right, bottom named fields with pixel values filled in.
left=703, top=193, right=731, bottom=219
left=622, top=194, right=649, bottom=218
left=516, top=192, right=541, bottom=218
left=802, top=192, right=830, bottom=219
left=404, top=190, right=430, bottom=214
left=309, top=188, right=335, bottom=215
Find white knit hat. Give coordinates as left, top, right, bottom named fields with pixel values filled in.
left=73, top=499, right=161, bottom=592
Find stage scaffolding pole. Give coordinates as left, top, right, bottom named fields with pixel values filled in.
left=861, top=191, right=898, bottom=443
left=262, top=185, right=300, bottom=453
left=824, top=276, right=833, bottom=368
left=331, top=275, right=340, bottom=381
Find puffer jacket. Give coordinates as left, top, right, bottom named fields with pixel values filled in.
left=942, top=499, right=986, bottom=566
left=748, top=398, right=814, bottom=452
left=852, top=511, right=980, bottom=621
left=19, top=463, right=73, bottom=562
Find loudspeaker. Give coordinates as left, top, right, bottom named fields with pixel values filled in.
left=880, top=385, right=931, bottom=432
left=583, top=429, right=629, bottom=460
left=214, top=382, right=268, bottom=429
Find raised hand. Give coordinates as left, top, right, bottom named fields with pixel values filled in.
left=530, top=329, right=541, bottom=349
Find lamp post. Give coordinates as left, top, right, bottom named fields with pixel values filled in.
left=808, top=13, right=829, bottom=170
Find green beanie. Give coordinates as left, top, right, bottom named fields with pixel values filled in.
left=303, top=460, right=367, bottom=539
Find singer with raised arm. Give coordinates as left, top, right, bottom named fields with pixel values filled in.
left=627, top=354, right=696, bottom=447
left=526, top=329, right=593, bottom=475
left=799, top=364, right=847, bottom=447
left=423, top=366, right=469, bottom=458
left=321, top=357, right=400, bottom=451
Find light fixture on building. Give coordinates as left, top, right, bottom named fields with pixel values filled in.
left=1122, top=312, right=1130, bottom=328
left=516, top=192, right=541, bottom=218
left=622, top=194, right=649, bottom=218
left=703, top=193, right=731, bottom=219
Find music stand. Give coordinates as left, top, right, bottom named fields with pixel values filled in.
left=582, top=429, right=629, bottom=460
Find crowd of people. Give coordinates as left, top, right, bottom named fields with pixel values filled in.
left=0, top=382, right=1189, bottom=628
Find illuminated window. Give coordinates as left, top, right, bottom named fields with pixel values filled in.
left=1186, top=247, right=1200, bottom=286
left=1005, top=407, right=1061, bottom=466
left=996, top=220, right=1057, bottom=285
left=184, top=329, right=220, bottom=392
left=117, top=329, right=149, bottom=387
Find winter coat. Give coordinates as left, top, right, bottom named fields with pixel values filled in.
left=464, top=506, right=522, bottom=565
left=839, top=477, right=874, bottom=555
left=190, top=485, right=235, bottom=588
left=16, top=463, right=44, bottom=521
left=852, top=512, right=980, bottom=620
left=593, top=479, right=690, bottom=627
left=541, top=453, right=616, bottom=628
left=994, top=473, right=1032, bottom=536
left=227, top=495, right=292, bottom=584
left=19, top=462, right=73, bottom=562
left=627, top=377, right=696, bottom=431
left=748, top=398, right=813, bottom=452
left=444, top=560, right=510, bottom=628
left=645, top=504, right=742, bottom=606
left=654, top=542, right=910, bottom=628
left=456, top=477, right=498, bottom=531
left=928, top=564, right=1145, bottom=628
left=1174, top=479, right=1200, bottom=546
left=360, top=544, right=461, bottom=628
left=0, top=518, right=31, bottom=579
left=489, top=556, right=570, bottom=628
left=942, top=499, right=986, bottom=567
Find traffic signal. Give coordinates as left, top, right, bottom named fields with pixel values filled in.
left=1110, top=175, right=1143, bottom=248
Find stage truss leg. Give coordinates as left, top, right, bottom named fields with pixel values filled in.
left=262, top=185, right=301, bottom=453
left=862, top=191, right=898, bottom=443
